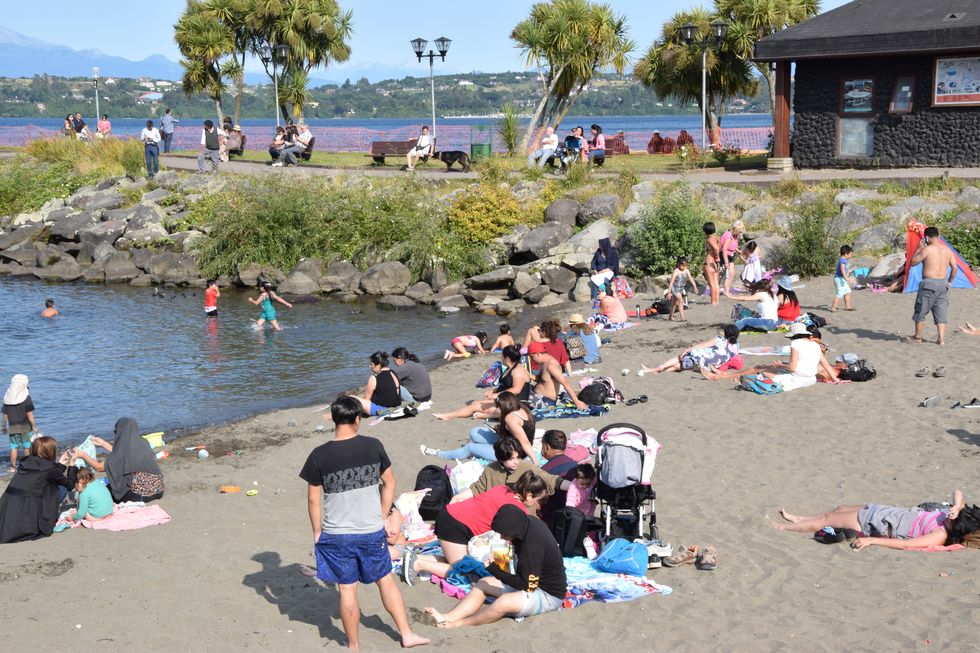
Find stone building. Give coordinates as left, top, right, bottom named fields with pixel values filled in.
left=755, top=0, right=980, bottom=169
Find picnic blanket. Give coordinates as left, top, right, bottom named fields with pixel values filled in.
left=532, top=404, right=609, bottom=421
left=54, top=503, right=170, bottom=532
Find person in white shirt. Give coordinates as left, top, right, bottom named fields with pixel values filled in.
left=527, top=127, right=559, bottom=168
left=406, top=125, right=433, bottom=171
left=278, top=123, right=312, bottom=167
left=198, top=120, right=224, bottom=174
left=140, top=120, right=162, bottom=178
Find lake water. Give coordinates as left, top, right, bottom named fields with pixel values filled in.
left=0, top=277, right=490, bottom=465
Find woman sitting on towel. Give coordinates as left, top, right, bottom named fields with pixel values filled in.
left=727, top=279, right=780, bottom=332
left=773, top=489, right=980, bottom=551
left=421, top=390, right=536, bottom=462
left=642, top=324, right=741, bottom=374
left=349, top=351, right=401, bottom=416
left=74, top=417, right=164, bottom=503
left=592, top=289, right=627, bottom=328
left=401, top=470, right=548, bottom=585
left=776, top=276, right=802, bottom=323
left=0, top=436, right=78, bottom=543
left=433, top=346, right=529, bottom=421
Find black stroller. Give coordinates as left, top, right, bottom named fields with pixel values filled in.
left=546, top=134, right=583, bottom=173
left=594, top=422, right=658, bottom=541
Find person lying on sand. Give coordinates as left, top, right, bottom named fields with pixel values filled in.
left=419, top=505, right=567, bottom=628
left=958, top=322, right=980, bottom=335
left=773, top=489, right=980, bottom=551
left=433, top=346, right=529, bottom=421
left=642, top=325, right=740, bottom=374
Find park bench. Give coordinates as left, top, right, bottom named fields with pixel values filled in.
left=227, top=133, right=246, bottom=157
left=299, top=136, right=316, bottom=161
left=367, top=139, right=423, bottom=166
left=591, top=132, right=629, bottom=167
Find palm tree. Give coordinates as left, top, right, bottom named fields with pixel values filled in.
left=715, top=0, right=820, bottom=129
left=633, top=8, right=757, bottom=138
left=200, top=0, right=254, bottom=126
left=512, top=0, right=634, bottom=153
left=174, top=3, right=235, bottom=124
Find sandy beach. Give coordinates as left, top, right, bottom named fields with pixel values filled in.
left=1, top=275, right=978, bottom=652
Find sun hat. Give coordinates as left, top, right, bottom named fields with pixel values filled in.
left=785, top=322, right=811, bottom=338
left=3, top=374, right=29, bottom=405
left=568, top=313, right=586, bottom=325
left=527, top=342, right=547, bottom=354
left=777, top=274, right=804, bottom=292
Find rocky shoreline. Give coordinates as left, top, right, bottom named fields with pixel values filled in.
left=2, top=167, right=978, bottom=314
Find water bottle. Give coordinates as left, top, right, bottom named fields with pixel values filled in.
left=636, top=303, right=641, bottom=319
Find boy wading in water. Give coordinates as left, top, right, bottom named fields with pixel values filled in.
left=906, top=226, right=956, bottom=346
left=299, top=396, right=429, bottom=650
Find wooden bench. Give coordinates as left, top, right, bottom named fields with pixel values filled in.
left=227, top=133, right=246, bottom=157
left=590, top=132, right=628, bottom=167
left=299, top=136, right=315, bottom=161
left=366, top=139, right=421, bottom=166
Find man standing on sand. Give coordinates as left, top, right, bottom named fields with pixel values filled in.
left=907, top=226, right=956, bottom=345
left=160, top=109, right=178, bottom=153
left=299, top=396, right=429, bottom=651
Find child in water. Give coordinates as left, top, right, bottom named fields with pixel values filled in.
left=41, top=299, right=58, bottom=318
left=249, top=282, right=293, bottom=331
left=204, top=279, right=220, bottom=318
left=444, top=331, right=488, bottom=360
left=70, top=468, right=114, bottom=522
left=489, top=323, right=515, bottom=352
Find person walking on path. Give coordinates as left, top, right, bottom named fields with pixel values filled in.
left=299, top=396, right=430, bottom=650
left=198, top=120, right=223, bottom=174
left=160, top=109, right=179, bottom=153
left=140, top=120, right=162, bottom=178
left=906, top=226, right=957, bottom=346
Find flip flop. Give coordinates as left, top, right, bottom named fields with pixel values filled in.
left=951, top=401, right=964, bottom=409
left=933, top=366, right=947, bottom=378
left=964, top=398, right=980, bottom=409
left=915, top=367, right=931, bottom=377
left=919, top=396, right=939, bottom=408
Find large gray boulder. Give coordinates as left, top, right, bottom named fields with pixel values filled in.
left=619, top=201, right=646, bottom=225
left=434, top=294, right=469, bottom=311
left=125, top=221, right=169, bottom=243
left=571, top=276, right=592, bottom=302
left=524, top=285, right=552, bottom=304
left=834, top=189, right=888, bottom=205
left=360, top=261, right=412, bottom=295
left=130, top=247, right=153, bottom=271
left=0, top=240, right=40, bottom=266
left=950, top=210, right=980, bottom=229
left=854, top=223, right=903, bottom=251
left=544, top=198, right=580, bottom=228
left=36, top=245, right=69, bottom=268
left=292, top=258, right=323, bottom=281
left=467, top=266, right=517, bottom=289
left=559, top=219, right=618, bottom=255
left=0, top=224, right=44, bottom=251
left=631, top=181, right=658, bottom=204
left=536, top=293, right=566, bottom=308
left=870, top=252, right=906, bottom=278
left=741, top=203, right=774, bottom=227
left=955, top=185, right=980, bottom=209
left=881, top=196, right=956, bottom=224
left=154, top=170, right=180, bottom=189
left=577, top=194, right=619, bottom=226
left=404, top=281, right=434, bottom=303
left=376, top=295, right=416, bottom=311
left=318, top=276, right=347, bottom=293
left=67, top=190, right=125, bottom=212
left=510, top=222, right=574, bottom=264
left=149, top=252, right=200, bottom=285
left=511, top=270, right=537, bottom=297
left=279, top=270, right=320, bottom=295
left=33, top=257, right=83, bottom=281
left=78, top=220, right=126, bottom=245
left=751, top=235, right=789, bottom=267
left=700, top=184, right=751, bottom=216
left=82, top=257, right=107, bottom=282
left=103, top=251, right=141, bottom=283
left=49, top=212, right=95, bottom=242
left=495, top=299, right=524, bottom=316
left=324, top=260, right=360, bottom=291
left=829, top=203, right=874, bottom=236
left=142, top=188, right=172, bottom=203
left=541, top=267, right=577, bottom=294
left=236, top=262, right=285, bottom=287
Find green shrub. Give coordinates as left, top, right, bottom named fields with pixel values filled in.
left=630, top=182, right=709, bottom=275
left=944, top=224, right=980, bottom=267
left=563, top=162, right=592, bottom=188
left=780, top=197, right=838, bottom=278
left=614, top=167, right=640, bottom=204
left=475, top=156, right=512, bottom=185
left=496, top=104, right=520, bottom=157
left=0, top=158, right=95, bottom=216
left=448, top=183, right=535, bottom=245
left=768, top=175, right=807, bottom=200
left=25, top=136, right=144, bottom=178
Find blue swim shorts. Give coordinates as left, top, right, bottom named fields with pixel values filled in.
left=834, top=276, right=851, bottom=298
left=8, top=432, right=31, bottom=450
left=314, top=528, right=392, bottom=585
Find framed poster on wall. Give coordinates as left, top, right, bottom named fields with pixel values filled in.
left=838, top=117, right=873, bottom=158
left=933, top=56, right=980, bottom=106
left=840, top=79, right=874, bottom=114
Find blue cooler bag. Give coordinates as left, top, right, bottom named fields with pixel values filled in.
left=593, top=538, right=648, bottom=575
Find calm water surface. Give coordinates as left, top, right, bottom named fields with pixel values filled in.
left=0, top=277, right=489, bottom=460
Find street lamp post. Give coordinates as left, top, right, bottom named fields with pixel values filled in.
left=92, top=67, right=100, bottom=122
left=261, top=44, right=291, bottom=127
left=410, top=36, right=451, bottom=143
left=680, top=21, right=728, bottom=152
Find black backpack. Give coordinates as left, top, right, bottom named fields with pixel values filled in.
left=579, top=382, right=610, bottom=405
left=414, top=465, right=452, bottom=520
left=838, top=359, right=877, bottom=382
left=549, top=507, right=589, bottom=557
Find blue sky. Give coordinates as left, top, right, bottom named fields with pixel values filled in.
left=3, top=0, right=852, bottom=81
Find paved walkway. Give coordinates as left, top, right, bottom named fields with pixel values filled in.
left=163, top=154, right=980, bottom=186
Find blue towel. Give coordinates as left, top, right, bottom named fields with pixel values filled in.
left=446, top=555, right=492, bottom=587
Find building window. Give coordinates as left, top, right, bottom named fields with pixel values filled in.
left=838, top=118, right=874, bottom=158
left=889, top=76, right=915, bottom=114
left=840, top=78, right=874, bottom=115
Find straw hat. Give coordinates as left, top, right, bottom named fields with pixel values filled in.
left=3, top=374, right=29, bottom=405
left=785, top=322, right=811, bottom=338
left=233, top=125, right=242, bottom=131
left=568, top=313, right=586, bottom=325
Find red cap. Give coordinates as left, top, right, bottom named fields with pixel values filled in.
left=527, top=342, right=547, bottom=354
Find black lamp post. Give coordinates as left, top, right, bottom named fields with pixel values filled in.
left=680, top=20, right=729, bottom=151
left=261, top=43, right=291, bottom=127
left=411, top=36, right=451, bottom=142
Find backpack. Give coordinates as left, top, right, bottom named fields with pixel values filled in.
left=838, top=359, right=877, bottom=382
left=731, top=303, right=754, bottom=322
left=738, top=373, right=783, bottom=395
left=578, top=382, right=609, bottom=406
left=549, top=507, right=589, bottom=557
left=413, top=465, right=452, bottom=521
left=650, top=298, right=672, bottom=315
left=476, top=361, right=504, bottom=388
left=802, top=312, right=828, bottom=329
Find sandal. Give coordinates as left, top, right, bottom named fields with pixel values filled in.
left=919, top=396, right=939, bottom=408
left=914, top=367, right=931, bottom=377
left=625, top=395, right=649, bottom=406
left=933, top=366, right=947, bottom=378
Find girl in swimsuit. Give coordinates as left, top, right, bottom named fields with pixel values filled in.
left=445, top=331, right=489, bottom=360
left=703, top=222, right=721, bottom=305
left=248, top=282, right=293, bottom=331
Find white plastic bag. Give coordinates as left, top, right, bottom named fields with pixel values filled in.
left=449, top=460, right=485, bottom=495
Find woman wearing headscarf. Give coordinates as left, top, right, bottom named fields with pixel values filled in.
left=590, top=237, right=620, bottom=299
left=0, top=436, right=77, bottom=543
left=74, top=417, right=164, bottom=503
left=2, top=374, right=38, bottom=469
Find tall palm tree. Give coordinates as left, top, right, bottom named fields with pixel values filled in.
left=715, top=0, right=820, bottom=128
left=512, top=0, right=634, bottom=152
left=174, top=3, right=235, bottom=124
left=633, top=8, right=757, bottom=138
left=200, top=0, right=254, bottom=125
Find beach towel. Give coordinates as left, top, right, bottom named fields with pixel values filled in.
left=568, top=428, right=599, bottom=449
left=82, top=504, right=170, bottom=530
left=532, top=404, right=609, bottom=421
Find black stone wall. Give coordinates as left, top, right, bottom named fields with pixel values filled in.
left=793, top=55, right=980, bottom=168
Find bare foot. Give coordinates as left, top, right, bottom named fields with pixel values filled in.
left=779, top=509, right=803, bottom=523
left=432, top=413, right=450, bottom=422
left=766, top=514, right=787, bottom=530
left=641, top=365, right=657, bottom=374
left=904, top=336, right=924, bottom=344
left=419, top=607, right=449, bottom=628
left=401, top=632, right=431, bottom=648
left=937, top=339, right=945, bottom=346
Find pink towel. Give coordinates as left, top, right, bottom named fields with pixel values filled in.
left=81, top=504, right=171, bottom=531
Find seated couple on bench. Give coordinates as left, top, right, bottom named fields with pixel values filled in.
left=269, top=124, right=315, bottom=167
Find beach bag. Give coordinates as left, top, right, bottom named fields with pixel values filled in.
left=565, top=335, right=587, bottom=360
left=414, top=465, right=452, bottom=521
left=738, top=373, right=783, bottom=395
left=579, top=382, right=609, bottom=406
left=839, top=360, right=877, bottom=382
left=650, top=298, right=673, bottom=315
left=610, top=276, right=634, bottom=299
left=394, top=490, right=435, bottom=542
left=594, top=538, right=648, bottom=576
left=802, top=312, right=828, bottom=330
left=448, top=460, right=485, bottom=496
left=549, top=507, right=590, bottom=557
left=476, top=361, right=504, bottom=388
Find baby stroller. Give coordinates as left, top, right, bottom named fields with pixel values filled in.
left=547, top=134, right=582, bottom=173
left=594, top=422, right=659, bottom=541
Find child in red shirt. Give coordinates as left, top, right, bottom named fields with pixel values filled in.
left=204, top=279, right=220, bottom=318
